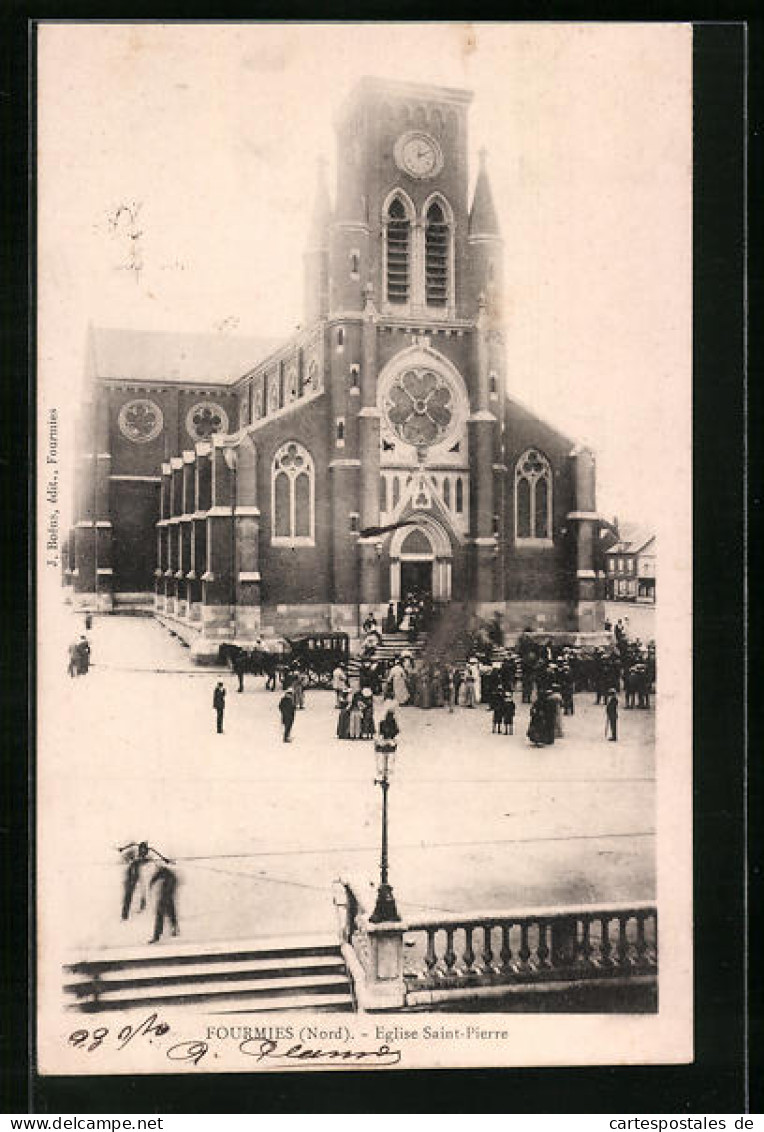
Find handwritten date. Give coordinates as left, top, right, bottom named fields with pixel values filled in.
left=68, top=1013, right=170, bottom=1052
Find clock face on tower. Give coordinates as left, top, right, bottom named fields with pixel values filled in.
left=394, top=130, right=443, bottom=179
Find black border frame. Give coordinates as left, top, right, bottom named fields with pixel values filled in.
left=1, top=12, right=753, bottom=1115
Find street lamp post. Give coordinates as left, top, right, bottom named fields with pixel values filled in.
left=222, top=445, right=238, bottom=639
left=369, top=742, right=401, bottom=923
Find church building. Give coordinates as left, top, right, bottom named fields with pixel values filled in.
left=67, top=77, right=606, bottom=650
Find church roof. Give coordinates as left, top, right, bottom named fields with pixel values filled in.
left=469, top=149, right=501, bottom=238
left=88, top=326, right=281, bottom=387
left=605, top=524, right=655, bottom=556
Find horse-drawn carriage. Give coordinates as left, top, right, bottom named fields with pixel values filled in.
left=287, top=632, right=350, bottom=688
left=217, top=632, right=349, bottom=689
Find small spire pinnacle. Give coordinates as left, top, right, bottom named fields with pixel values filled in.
left=469, top=146, right=500, bottom=239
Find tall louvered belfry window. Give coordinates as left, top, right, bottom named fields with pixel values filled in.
left=386, top=198, right=410, bottom=304
left=425, top=201, right=449, bottom=306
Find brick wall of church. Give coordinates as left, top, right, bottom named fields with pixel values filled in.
left=106, top=385, right=239, bottom=474
left=502, top=397, right=577, bottom=605
left=245, top=397, right=333, bottom=608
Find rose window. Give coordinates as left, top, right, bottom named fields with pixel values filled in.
left=384, top=369, right=454, bottom=449
left=118, top=399, right=163, bottom=443
left=186, top=401, right=229, bottom=441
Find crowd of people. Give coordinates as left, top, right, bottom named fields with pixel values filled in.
left=329, top=613, right=656, bottom=750
left=212, top=607, right=657, bottom=750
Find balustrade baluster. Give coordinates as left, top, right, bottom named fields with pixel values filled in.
left=581, top=918, right=593, bottom=965
left=444, top=928, right=457, bottom=977
left=635, top=913, right=648, bottom=965
left=499, top=924, right=513, bottom=974
left=482, top=925, right=494, bottom=974
left=617, top=915, right=630, bottom=967
left=425, top=928, right=438, bottom=980
left=551, top=916, right=578, bottom=967
left=537, top=920, right=550, bottom=968
left=519, top=923, right=532, bottom=971
left=462, top=927, right=476, bottom=975
left=600, top=916, right=613, bottom=967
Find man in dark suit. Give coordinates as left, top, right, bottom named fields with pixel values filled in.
left=213, top=681, right=226, bottom=733
left=279, top=688, right=296, bottom=743
left=148, top=863, right=179, bottom=944
left=118, top=840, right=170, bottom=920
left=233, top=650, right=246, bottom=693
left=606, top=689, right=619, bottom=741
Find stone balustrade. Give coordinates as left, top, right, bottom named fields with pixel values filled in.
left=402, top=903, right=657, bottom=989
left=333, top=881, right=657, bottom=1012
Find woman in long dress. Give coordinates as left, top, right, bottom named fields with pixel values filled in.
left=360, top=689, right=376, bottom=740
left=348, top=692, right=364, bottom=740
left=291, top=668, right=305, bottom=710
left=549, top=686, right=564, bottom=738
left=389, top=661, right=409, bottom=706
left=527, top=700, right=546, bottom=747
left=384, top=603, right=397, bottom=634
left=337, top=691, right=352, bottom=739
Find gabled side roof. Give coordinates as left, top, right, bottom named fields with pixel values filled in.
left=606, top=523, right=656, bottom=556
left=88, top=326, right=282, bottom=387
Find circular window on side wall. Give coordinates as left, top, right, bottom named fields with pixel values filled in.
left=118, top=398, right=164, bottom=443
left=186, top=401, right=229, bottom=441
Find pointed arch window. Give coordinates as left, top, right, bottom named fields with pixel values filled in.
left=425, top=201, right=450, bottom=307
left=272, top=441, right=315, bottom=546
left=515, top=448, right=553, bottom=543
left=386, top=197, right=410, bottom=304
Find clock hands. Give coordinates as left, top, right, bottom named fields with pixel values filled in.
left=396, top=132, right=440, bottom=176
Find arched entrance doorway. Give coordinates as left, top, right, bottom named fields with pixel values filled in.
left=400, top=527, right=434, bottom=599
left=389, top=515, right=452, bottom=602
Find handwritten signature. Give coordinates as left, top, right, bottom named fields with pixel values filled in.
left=69, top=1020, right=401, bottom=1068
left=239, top=1038, right=401, bottom=1067
left=164, top=1037, right=401, bottom=1068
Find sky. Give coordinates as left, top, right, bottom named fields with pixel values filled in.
left=37, top=22, right=692, bottom=528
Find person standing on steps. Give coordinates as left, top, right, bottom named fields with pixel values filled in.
left=213, top=681, right=226, bottom=734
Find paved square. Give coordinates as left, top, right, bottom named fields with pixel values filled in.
left=46, top=614, right=655, bottom=954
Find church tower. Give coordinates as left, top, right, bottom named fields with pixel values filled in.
left=303, top=159, right=331, bottom=325
left=317, top=77, right=508, bottom=618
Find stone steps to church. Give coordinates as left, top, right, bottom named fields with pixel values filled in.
left=64, top=933, right=354, bottom=1013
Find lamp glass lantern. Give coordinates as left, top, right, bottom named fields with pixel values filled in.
left=374, top=743, right=396, bottom=782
